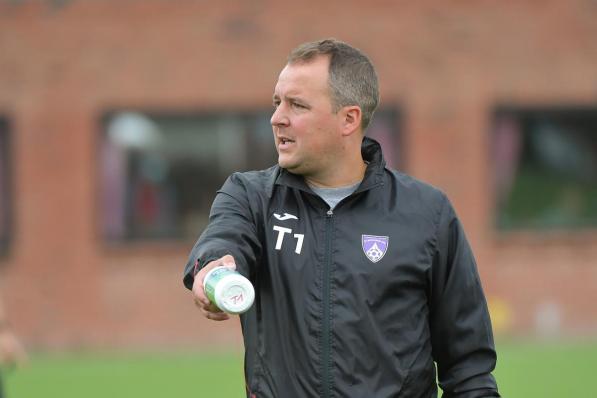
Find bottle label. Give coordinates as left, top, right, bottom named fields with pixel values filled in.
left=204, top=267, right=236, bottom=305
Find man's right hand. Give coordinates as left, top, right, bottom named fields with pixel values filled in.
left=192, top=255, right=236, bottom=321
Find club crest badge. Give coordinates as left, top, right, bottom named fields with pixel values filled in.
left=362, top=235, right=389, bottom=263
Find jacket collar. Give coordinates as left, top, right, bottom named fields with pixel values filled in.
left=269, top=136, right=386, bottom=196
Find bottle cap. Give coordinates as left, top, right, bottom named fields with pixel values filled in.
left=204, top=266, right=255, bottom=314
left=214, top=273, right=255, bottom=314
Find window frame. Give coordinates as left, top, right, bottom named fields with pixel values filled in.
left=491, top=104, right=597, bottom=235
left=95, top=106, right=403, bottom=247
left=0, top=116, right=12, bottom=258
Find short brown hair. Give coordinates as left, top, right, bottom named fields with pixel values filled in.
left=288, top=38, right=380, bottom=130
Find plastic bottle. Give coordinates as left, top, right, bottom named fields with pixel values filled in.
left=203, top=266, right=255, bottom=314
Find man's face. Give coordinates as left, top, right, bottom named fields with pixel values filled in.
left=271, top=56, right=342, bottom=178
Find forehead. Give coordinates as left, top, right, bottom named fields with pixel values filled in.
left=274, top=56, right=330, bottom=97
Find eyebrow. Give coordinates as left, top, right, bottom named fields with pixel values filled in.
left=272, top=94, right=306, bottom=103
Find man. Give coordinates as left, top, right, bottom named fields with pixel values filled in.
left=184, top=38, right=500, bottom=397
left=0, top=296, right=27, bottom=397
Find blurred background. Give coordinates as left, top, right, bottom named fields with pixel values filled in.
left=0, top=0, right=596, bottom=396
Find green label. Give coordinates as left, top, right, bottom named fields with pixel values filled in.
left=204, top=267, right=236, bottom=306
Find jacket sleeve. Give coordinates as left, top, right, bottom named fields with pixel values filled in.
left=429, top=195, right=500, bottom=398
left=182, top=173, right=262, bottom=290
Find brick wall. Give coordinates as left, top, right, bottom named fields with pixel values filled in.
left=1, top=0, right=596, bottom=350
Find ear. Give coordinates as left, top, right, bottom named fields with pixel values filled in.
left=340, top=106, right=362, bottom=137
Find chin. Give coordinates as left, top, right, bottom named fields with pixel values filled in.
left=278, top=156, right=294, bottom=170
left=278, top=161, right=300, bottom=174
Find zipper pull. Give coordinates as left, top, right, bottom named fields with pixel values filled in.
left=326, top=209, right=333, bottom=217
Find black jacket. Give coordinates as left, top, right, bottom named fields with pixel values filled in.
left=184, top=137, right=499, bottom=398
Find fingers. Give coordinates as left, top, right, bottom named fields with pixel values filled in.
left=192, top=254, right=236, bottom=319
left=202, top=308, right=230, bottom=321
left=192, top=277, right=210, bottom=307
left=191, top=255, right=238, bottom=321
left=194, top=255, right=236, bottom=295
left=219, top=254, right=236, bottom=270
left=193, top=295, right=230, bottom=321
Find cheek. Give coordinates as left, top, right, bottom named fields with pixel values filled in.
left=314, top=118, right=339, bottom=146
left=292, top=116, right=309, bottom=134
left=290, top=119, right=313, bottom=146
left=293, top=114, right=337, bottom=151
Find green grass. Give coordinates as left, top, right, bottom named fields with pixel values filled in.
left=3, top=351, right=246, bottom=397
left=494, top=341, right=597, bottom=398
left=3, top=341, right=597, bottom=397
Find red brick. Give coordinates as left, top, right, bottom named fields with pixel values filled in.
left=0, top=1, right=596, bottom=349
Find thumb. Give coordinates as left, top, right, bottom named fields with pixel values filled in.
left=220, top=255, right=236, bottom=270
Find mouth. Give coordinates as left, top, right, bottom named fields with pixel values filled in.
left=278, top=137, right=295, bottom=149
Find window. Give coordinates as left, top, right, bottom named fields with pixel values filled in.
left=492, top=107, right=597, bottom=230
left=99, top=109, right=401, bottom=242
left=0, top=117, right=11, bottom=254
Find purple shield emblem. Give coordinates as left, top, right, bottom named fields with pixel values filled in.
left=362, top=235, right=389, bottom=263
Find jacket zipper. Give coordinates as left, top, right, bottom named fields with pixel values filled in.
left=322, top=208, right=334, bottom=398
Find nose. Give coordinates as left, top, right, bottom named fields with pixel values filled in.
left=271, top=104, right=289, bottom=128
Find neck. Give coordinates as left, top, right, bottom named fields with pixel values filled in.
left=305, top=159, right=366, bottom=188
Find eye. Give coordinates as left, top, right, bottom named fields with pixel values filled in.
left=272, top=101, right=280, bottom=109
left=292, top=102, right=306, bottom=109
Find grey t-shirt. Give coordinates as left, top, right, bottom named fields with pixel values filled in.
left=308, top=181, right=361, bottom=210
